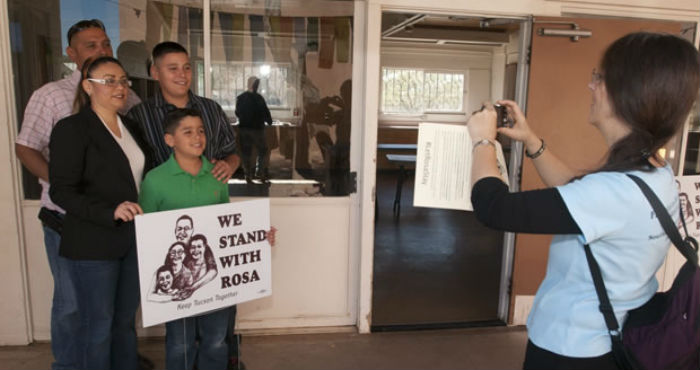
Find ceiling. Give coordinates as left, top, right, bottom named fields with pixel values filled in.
left=381, top=13, right=522, bottom=46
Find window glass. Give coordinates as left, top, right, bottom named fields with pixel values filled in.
left=209, top=62, right=292, bottom=112
left=10, top=0, right=354, bottom=199
left=682, top=99, right=700, bottom=175
left=10, top=0, right=67, bottom=199
left=210, top=1, right=354, bottom=196
left=381, top=67, right=465, bottom=114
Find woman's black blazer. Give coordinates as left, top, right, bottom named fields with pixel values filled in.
left=49, top=107, right=155, bottom=260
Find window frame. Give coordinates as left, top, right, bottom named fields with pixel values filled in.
left=379, top=66, right=467, bottom=116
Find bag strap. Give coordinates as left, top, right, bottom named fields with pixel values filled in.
left=584, top=244, right=636, bottom=370
left=626, top=174, right=698, bottom=266
left=583, top=174, right=699, bottom=370
left=583, top=244, right=620, bottom=332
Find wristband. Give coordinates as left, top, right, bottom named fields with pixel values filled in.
left=472, top=138, right=497, bottom=152
left=525, top=138, right=546, bottom=159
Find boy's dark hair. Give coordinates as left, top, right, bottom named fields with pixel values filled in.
left=164, top=108, right=203, bottom=135
left=152, top=41, right=188, bottom=64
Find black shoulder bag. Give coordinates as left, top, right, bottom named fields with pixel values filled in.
left=583, top=174, right=700, bottom=370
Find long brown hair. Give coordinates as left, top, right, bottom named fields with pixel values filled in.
left=72, top=56, right=126, bottom=114
left=596, top=32, right=700, bottom=173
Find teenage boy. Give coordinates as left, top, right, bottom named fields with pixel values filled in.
left=128, top=40, right=243, bottom=369
left=14, top=19, right=141, bottom=370
left=139, top=109, right=274, bottom=370
left=127, top=41, right=239, bottom=181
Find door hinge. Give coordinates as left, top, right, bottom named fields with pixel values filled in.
left=348, top=171, right=357, bottom=194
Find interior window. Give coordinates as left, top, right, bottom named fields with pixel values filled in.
left=381, top=67, right=465, bottom=114
left=9, top=0, right=356, bottom=199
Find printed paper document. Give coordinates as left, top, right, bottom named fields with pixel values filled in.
left=413, top=123, right=509, bottom=211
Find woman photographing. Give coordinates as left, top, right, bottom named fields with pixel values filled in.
left=468, top=32, right=699, bottom=369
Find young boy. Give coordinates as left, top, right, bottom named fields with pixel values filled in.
left=139, top=108, right=230, bottom=370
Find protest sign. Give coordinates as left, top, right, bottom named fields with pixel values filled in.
left=135, top=199, right=271, bottom=327
left=676, top=175, right=700, bottom=239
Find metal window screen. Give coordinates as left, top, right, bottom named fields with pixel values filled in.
left=381, top=67, right=464, bottom=114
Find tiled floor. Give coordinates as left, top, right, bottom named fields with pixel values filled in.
left=0, top=326, right=528, bottom=370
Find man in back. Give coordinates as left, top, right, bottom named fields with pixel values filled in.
left=235, top=76, right=273, bottom=184
left=14, top=19, right=141, bottom=370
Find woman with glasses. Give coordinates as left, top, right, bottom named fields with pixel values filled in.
left=146, top=242, right=194, bottom=304
left=49, top=56, right=154, bottom=370
left=467, top=32, right=699, bottom=369
left=164, top=242, right=194, bottom=292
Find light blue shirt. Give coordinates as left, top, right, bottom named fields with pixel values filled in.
left=527, top=165, right=679, bottom=357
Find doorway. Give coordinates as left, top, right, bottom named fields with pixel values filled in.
left=371, top=13, right=529, bottom=330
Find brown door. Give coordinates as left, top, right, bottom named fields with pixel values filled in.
left=510, top=17, right=685, bottom=321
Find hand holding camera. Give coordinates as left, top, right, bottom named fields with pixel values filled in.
left=468, top=100, right=535, bottom=145
left=470, top=101, right=514, bottom=128
left=494, top=103, right=515, bottom=128
left=493, top=100, right=540, bottom=149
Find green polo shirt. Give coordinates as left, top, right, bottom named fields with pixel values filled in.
left=139, top=154, right=229, bottom=213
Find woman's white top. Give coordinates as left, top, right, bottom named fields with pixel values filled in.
left=99, top=115, right=145, bottom=193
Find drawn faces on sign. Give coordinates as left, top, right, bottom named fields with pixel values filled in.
left=167, top=242, right=186, bottom=268
left=676, top=180, right=696, bottom=226
left=175, top=215, right=194, bottom=244
left=156, top=266, right=174, bottom=293
left=189, top=237, right=205, bottom=262
left=680, top=192, right=695, bottom=225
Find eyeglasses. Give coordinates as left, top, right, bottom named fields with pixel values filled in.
left=591, top=68, right=604, bottom=84
left=67, top=19, right=106, bottom=45
left=87, top=78, right=132, bottom=88
left=168, top=249, right=185, bottom=257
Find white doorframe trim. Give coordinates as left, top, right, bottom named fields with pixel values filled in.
left=356, top=2, right=532, bottom=333
left=349, top=0, right=368, bottom=332
left=357, top=0, right=382, bottom=333
left=0, top=0, right=33, bottom=344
